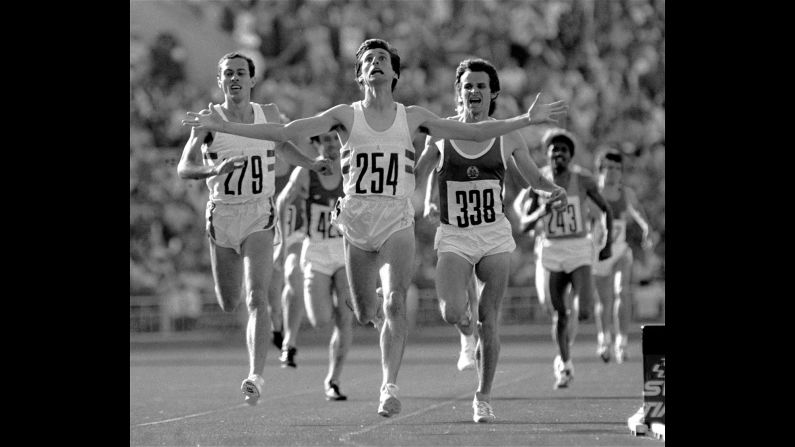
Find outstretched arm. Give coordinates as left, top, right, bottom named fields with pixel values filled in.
left=412, top=93, right=568, bottom=142
left=276, top=141, right=332, bottom=175
left=183, top=103, right=345, bottom=144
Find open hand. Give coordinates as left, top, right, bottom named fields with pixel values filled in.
left=182, top=102, right=224, bottom=131
left=527, top=93, right=568, bottom=125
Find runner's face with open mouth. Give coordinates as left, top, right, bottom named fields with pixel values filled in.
left=359, top=48, right=394, bottom=86
left=458, top=70, right=494, bottom=115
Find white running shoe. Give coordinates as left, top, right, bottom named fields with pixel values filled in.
left=457, top=333, right=477, bottom=371
left=241, top=374, right=265, bottom=405
left=377, top=383, right=401, bottom=417
left=597, top=332, right=612, bottom=363
left=553, top=355, right=574, bottom=389
left=472, top=397, right=496, bottom=423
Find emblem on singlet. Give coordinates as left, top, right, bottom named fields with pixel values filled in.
left=466, top=166, right=480, bottom=179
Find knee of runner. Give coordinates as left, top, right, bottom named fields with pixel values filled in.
left=384, top=290, right=406, bottom=319
left=246, top=288, right=269, bottom=310
left=478, top=316, right=498, bottom=336
left=440, top=306, right=464, bottom=325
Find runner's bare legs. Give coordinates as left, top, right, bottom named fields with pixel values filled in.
left=473, top=253, right=510, bottom=403
left=344, top=226, right=415, bottom=414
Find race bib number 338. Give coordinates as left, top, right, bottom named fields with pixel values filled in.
left=445, top=180, right=502, bottom=228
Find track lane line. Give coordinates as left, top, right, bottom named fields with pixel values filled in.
left=132, top=387, right=327, bottom=427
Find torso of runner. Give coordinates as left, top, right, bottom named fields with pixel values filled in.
left=305, top=170, right=344, bottom=241
left=437, top=135, right=507, bottom=228
left=540, top=165, right=590, bottom=240
left=202, top=103, right=276, bottom=204
left=339, top=101, right=415, bottom=199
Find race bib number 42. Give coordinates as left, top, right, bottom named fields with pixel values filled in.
left=309, top=201, right=341, bottom=240
left=445, top=180, right=502, bottom=228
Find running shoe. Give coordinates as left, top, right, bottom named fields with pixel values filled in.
left=272, top=330, right=283, bottom=351
left=472, top=397, right=496, bottom=423
left=241, top=374, right=265, bottom=406
left=597, top=332, right=612, bottom=363
left=325, top=380, right=347, bottom=401
left=553, top=355, right=574, bottom=389
left=377, top=383, right=401, bottom=417
left=280, top=346, right=297, bottom=368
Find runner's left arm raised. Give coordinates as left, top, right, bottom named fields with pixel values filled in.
left=408, top=93, right=567, bottom=142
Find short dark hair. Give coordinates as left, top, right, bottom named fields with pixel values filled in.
left=354, top=39, right=400, bottom=91
left=454, top=58, right=501, bottom=116
left=543, top=128, right=577, bottom=157
left=595, top=147, right=624, bottom=171
left=217, top=52, right=256, bottom=78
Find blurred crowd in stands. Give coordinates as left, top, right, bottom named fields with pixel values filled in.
left=131, top=0, right=664, bottom=307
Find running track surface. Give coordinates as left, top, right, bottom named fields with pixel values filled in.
left=131, top=323, right=663, bottom=446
